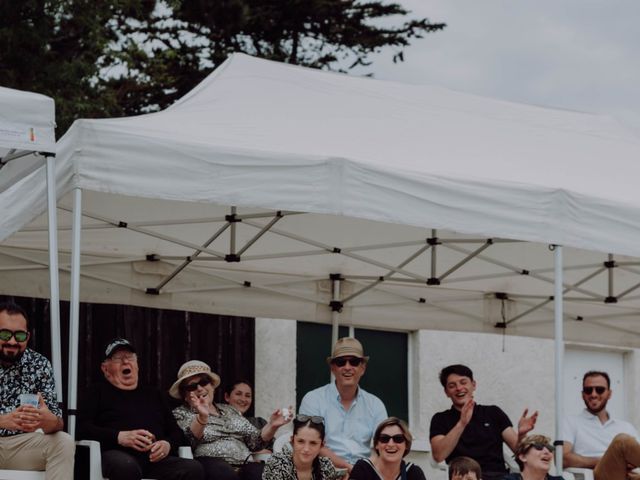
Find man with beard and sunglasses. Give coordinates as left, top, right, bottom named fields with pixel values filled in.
left=562, top=370, right=640, bottom=474
left=299, top=337, right=387, bottom=474
left=0, top=301, right=74, bottom=478
left=77, top=338, right=204, bottom=480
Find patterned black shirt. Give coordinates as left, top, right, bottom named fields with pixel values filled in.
left=0, top=348, right=61, bottom=437
left=263, top=451, right=341, bottom=480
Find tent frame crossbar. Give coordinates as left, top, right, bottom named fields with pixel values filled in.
left=341, top=244, right=432, bottom=304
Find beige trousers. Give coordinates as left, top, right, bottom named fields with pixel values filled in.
left=594, top=433, right=640, bottom=480
left=0, top=431, right=75, bottom=480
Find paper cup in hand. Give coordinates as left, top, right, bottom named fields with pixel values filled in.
left=19, top=393, right=39, bottom=408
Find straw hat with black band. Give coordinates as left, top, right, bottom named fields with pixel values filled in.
left=326, top=337, right=369, bottom=364
left=169, top=360, right=221, bottom=399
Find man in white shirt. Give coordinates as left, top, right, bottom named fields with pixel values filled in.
left=563, top=370, right=640, bottom=476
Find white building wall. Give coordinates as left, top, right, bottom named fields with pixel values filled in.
left=254, top=320, right=639, bottom=479
left=254, top=317, right=296, bottom=439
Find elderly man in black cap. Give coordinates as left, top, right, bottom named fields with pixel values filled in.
left=77, top=338, right=204, bottom=480
left=299, top=337, right=387, bottom=473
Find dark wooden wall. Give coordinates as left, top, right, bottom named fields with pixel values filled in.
left=1, top=295, right=256, bottom=413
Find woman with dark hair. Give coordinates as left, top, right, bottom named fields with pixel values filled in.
left=502, top=434, right=563, bottom=480
left=224, top=380, right=269, bottom=430
left=263, top=415, right=342, bottom=480
left=225, top=379, right=275, bottom=452
left=350, top=417, right=426, bottom=480
left=170, top=361, right=291, bottom=480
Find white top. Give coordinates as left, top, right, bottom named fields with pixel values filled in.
left=563, top=409, right=639, bottom=457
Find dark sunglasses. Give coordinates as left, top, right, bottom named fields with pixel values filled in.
left=332, top=356, right=363, bottom=367
left=528, top=442, right=554, bottom=452
left=583, top=386, right=607, bottom=395
left=378, top=434, right=406, bottom=444
left=182, top=378, right=212, bottom=392
left=0, top=329, right=28, bottom=342
left=294, top=414, right=324, bottom=425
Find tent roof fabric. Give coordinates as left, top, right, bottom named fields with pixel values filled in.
left=0, top=86, right=56, bottom=194
left=0, top=86, right=56, bottom=154
left=2, top=54, right=640, bottom=347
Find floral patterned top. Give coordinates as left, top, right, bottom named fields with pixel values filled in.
left=0, top=348, right=61, bottom=437
left=263, top=451, right=341, bottom=480
left=173, top=402, right=268, bottom=465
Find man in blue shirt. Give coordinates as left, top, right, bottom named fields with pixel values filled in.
left=299, top=337, right=387, bottom=473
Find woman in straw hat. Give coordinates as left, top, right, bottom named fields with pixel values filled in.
left=170, top=360, right=291, bottom=480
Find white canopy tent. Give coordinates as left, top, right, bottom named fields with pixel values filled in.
left=0, top=86, right=62, bottom=401
left=2, top=55, right=640, bottom=470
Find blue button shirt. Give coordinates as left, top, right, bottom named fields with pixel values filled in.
left=299, top=382, right=387, bottom=464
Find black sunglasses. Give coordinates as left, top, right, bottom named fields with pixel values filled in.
left=583, top=386, right=607, bottom=395
left=528, top=442, right=553, bottom=452
left=294, top=414, right=324, bottom=425
left=182, top=378, right=212, bottom=392
left=0, top=329, right=28, bottom=342
left=332, top=356, right=363, bottom=367
left=378, top=434, right=406, bottom=444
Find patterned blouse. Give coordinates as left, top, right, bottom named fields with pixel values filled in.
left=0, top=348, right=61, bottom=437
left=263, top=451, right=341, bottom=480
left=173, top=402, right=268, bottom=465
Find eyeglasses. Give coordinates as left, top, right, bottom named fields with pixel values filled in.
left=294, top=414, right=324, bottom=425
left=0, top=329, right=29, bottom=342
left=331, top=356, right=363, bottom=367
left=528, top=442, right=554, bottom=452
left=583, top=386, right=607, bottom=395
left=182, top=378, right=212, bottom=392
left=108, top=353, right=137, bottom=363
left=378, top=434, right=406, bottom=444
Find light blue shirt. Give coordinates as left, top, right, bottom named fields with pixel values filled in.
left=299, top=382, right=387, bottom=464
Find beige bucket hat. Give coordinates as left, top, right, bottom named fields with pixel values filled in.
left=169, top=360, right=221, bottom=399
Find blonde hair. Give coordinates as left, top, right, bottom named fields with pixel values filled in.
left=514, top=434, right=553, bottom=470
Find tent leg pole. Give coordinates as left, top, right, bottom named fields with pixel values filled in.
left=554, top=245, right=564, bottom=475
left=67, top=188, right=82, bottom=438
left=330, top=278, right=341, bottom=383
left=46, top=155, right=63, bottom=404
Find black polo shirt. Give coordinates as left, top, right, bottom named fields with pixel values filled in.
left=429, top=404, right=512, bottom=474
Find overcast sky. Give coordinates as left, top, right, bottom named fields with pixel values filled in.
left=362, top=0, right=640, bottom=132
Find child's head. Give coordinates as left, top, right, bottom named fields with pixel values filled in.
left=449, top=456, right=481, bottom=480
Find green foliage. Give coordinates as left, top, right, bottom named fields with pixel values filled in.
left=0, top=0, right=445, bottom=135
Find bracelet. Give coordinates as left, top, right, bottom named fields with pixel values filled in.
left=196, top=416, right=208, bottom=426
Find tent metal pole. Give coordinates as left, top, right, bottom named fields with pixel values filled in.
left=67, top=188, right=82, bottom=438
left=554, top=245, right=564, bottom=475
left=45, top=155, right=63, bottom=403
left=330, top=278, right=341, bottom=383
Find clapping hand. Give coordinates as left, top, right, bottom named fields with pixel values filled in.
left=517, top=408, right=538, bottom=436
left=459, top=399, right=475, bottom=427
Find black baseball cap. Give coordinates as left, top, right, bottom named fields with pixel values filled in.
left=104, top=338, right=136, bottom=360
